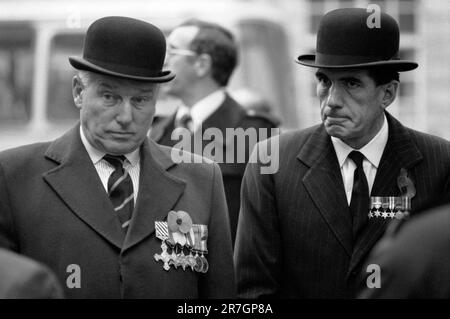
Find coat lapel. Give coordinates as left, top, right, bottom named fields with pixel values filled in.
left=298, top=126, right=353, bottom=256
left=43, top=125, right=125, bottom=250
left=123, top=139, right=186, bottom=252
left=348, top=112, right=423, bottom=275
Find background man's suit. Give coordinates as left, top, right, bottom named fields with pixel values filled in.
left=0, top=125, right=235, bottom=298
left=235, top=112, right=450, bottom=298
left=0, top=248, right=63, bottom=298
left=151, top=93, right=278, bottom=245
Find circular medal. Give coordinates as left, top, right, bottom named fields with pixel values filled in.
left=200, top=253, right=209, bottom=273
left=194, top=252, right=203, bottom=272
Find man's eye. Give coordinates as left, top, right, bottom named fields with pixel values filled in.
left=346, top=80, right=360, bottom=88
left=102, top=93, right=115, bottom=101
left=133, top=96, right=150, bottom=105
left=317, top=77, right=330, bottom=87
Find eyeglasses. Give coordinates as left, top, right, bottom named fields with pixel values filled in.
left=166, top=47, right=198, bottom=57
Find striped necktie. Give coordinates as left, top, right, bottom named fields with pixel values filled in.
left=103, top=154, right=134, bottom=232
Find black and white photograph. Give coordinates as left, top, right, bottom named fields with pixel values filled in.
left=0, top=0, right=449, bottom=309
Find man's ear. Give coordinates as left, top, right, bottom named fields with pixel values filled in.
left=380, top=80, right=399, bottom=110
left=72, top=75, right=84, bottom=108
left=194, top=53, right=212, bottom=78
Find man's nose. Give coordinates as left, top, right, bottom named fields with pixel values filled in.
left=116, top=100, right=133, bottom=125
left=326, top=84, right=344, bottom=109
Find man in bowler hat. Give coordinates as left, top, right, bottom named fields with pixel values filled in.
left=0, top=16, right=235, bottom=298
left=235, top=8, right=450, bottom=298
left=150, top=19, right=278, bottom=246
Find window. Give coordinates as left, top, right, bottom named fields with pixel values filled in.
left=47, top=33, right=85, bottom=121
left=0, top=23, right=34, bottom=124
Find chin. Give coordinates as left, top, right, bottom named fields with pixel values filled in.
left=103, top=143, right=139, bottom=155
left=325, top=125, right=346, bottom=138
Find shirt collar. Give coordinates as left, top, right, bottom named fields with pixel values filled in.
left=79, top=126, right=140, bottom=166
left=331, top=114, right=389, bottom=168
left=176, top=89, right=226, bottom=130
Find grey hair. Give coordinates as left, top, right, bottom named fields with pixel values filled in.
left=78, top=70, right=92, bottom=87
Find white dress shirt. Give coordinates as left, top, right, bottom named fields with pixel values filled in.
left=175, top=89, right=226, bottom=133
left=331, top=114, right=389, bottom=205
left=79, top=127, right=140, bottom=204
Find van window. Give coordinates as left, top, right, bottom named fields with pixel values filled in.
left=47, top=33, right=84, bottom=121
left=0, top=23, right=34, bottom=124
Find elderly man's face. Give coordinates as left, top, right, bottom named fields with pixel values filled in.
left=163, top=26, right=199, bottom=99
left=315, top=68, right=392, bottom=149
left=73, top=73, right=159, bottom=155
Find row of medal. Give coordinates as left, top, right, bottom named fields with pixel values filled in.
left=368, top=196, right=411, bottom=220
left=154, top=221, right=209, bottom=273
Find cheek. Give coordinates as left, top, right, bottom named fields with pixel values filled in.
left=81, top=104, right=112, bottom=129
left=135, top=107, right=155, bottom=126
left=317, top=88, right=328, bottom=108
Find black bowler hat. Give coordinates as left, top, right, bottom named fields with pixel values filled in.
left=297, top=8, right=418, bottom=71
left=69, top=16, right=175, bottom=82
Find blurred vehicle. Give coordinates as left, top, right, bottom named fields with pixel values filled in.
left=1, top=0, right=447, bottom=150
left=0, top=0, right=297, bottom=150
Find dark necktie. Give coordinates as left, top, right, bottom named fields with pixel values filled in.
left=103, top=154, right=134, bottom=232
left=348, top=151, right=369, bottom=242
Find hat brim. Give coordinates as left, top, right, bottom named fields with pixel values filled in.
left=69, top=57, right=175, bottom=83
left=296, top=54, right=418, bottom=72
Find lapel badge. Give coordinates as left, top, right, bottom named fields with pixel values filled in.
left=397, top=168, right=416, bottom=199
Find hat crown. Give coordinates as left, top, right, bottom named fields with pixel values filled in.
left=83, top=16, right=166, bottom=74
left=317, top=8, right=399, bottom=60
left=296, top=7, right=417, bottom=71
left=69, top=16, right=174, bottom=82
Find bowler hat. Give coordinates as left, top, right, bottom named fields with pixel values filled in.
left=69, top=16, right=175, bottom=82
left=296, top=8, right=418, bottom=71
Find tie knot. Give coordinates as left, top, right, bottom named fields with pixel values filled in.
left=103, top=154, right=126, bottom=170
left=348, top=151, right=365, bottom=168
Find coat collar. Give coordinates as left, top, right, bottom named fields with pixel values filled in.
left=43, top=125, right=185, bottom=252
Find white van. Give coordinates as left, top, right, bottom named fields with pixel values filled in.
left=0, top=0, right=298, bottom=150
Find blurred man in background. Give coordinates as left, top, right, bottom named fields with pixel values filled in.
left=235, top=8, right=450, bottom=298
left=151, top=19, right=278, bottom=245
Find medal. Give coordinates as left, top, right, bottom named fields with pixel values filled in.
left=369, top=196, right=411, bottom=220
left=192, top=224, right=209, bottom=273
left=155, top=212, right=209, bottom=273
left=200, top=253, right=209, bottom=273
left=193, top=251, right=203, bottom=272
left=186, top=251, right=197, bottom=271
left=154, top=221, right=172, bottom=271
